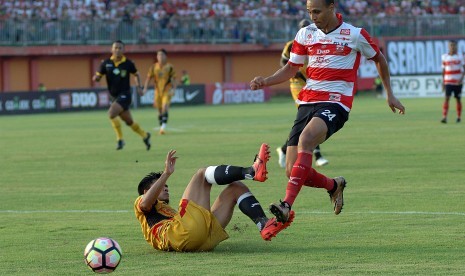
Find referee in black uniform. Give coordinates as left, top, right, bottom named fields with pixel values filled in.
left=93, top=40, right=151, bottom=150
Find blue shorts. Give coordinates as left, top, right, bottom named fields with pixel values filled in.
left=287, top=102, right=349, bottom=146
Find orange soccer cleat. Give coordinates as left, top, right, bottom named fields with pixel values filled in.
left=260, top=210, right=295, bottom=241
left=252, top=143, right=270, bottom=182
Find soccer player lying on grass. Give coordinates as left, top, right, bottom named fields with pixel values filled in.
left=134, top=144, right=295, bottom=252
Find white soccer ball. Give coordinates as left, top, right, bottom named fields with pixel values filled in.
left=84, top=237, right=122, bottom=273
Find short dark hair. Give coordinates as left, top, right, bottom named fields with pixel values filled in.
left=158, top=48, right=167, bottom=55
left=449, top=40, right=457, bottom=44
left=113, top=40, right=125, bottom=46
left=323, top=0, right=334, bottom=6
left=138, top=172, right=162, bottom=195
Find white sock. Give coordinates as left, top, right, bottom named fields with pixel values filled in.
left=205, top=166, right=217, bottom=184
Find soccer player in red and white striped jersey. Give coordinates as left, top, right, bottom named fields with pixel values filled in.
left=441, top=40, right=465, bottom=123
left=250, top=0, right=405, bottom=232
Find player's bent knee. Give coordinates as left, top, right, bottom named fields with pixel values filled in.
left=196, top=168, right=208, bottom=182
left=225, top=181, right=249, bottom=197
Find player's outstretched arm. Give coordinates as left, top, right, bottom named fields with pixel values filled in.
left=250, top=63, right=299, bottom=90
left=139, top=150, right=177, bottom=211
left=373, top=53, right=405, bottom=114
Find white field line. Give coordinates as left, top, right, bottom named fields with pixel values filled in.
left=1, top=210, right=465, bottom=216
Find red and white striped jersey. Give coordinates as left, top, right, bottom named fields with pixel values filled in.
left=441, top=53, right=465, bottom=85
left=289, top=14, right=379, bottom=111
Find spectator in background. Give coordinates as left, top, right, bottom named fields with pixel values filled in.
left=441, top=40, right=465, bottom=123
left=181, top=70, right=190, bottom=85
left=38, top=83, right=47, bottom=92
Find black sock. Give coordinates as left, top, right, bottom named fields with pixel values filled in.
left=208, top=165, right=254, bottom=185
left=329, top=180, right=337, bottom=193
left=314, top=145, right=322, bottom=159
left=281, top=143, right=287, bottom=154
left=158, top=114, right=163, bottom=126
left=162, top=112, right=169, bottom=124
left=238, top=192, right=268, bottom=231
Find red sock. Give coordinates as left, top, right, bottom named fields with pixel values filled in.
left=443, top=101, right=449, bottom=118
left=457, top=101, right=462, bottom=118
left=283, top=151, right=313, bottom=206
left=303, top=168, right=335, bottom=191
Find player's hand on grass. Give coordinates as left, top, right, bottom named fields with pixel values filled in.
left=164, top=150, right=178, bottom=176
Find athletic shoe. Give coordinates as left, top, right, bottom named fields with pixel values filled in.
left=252, top=143, right=270, bottom=182
left=328, top=176, right=346, bottom=215
left=269, top=200, right=291, bottom=223
left=143, top=132, right=151, bottom=151
left=315, top=157, right=329, bottom=167
left=260, top=210, right=295, bottom=241
left=116, top=140, right=125, bottom=150
left=457, top=118, right=461, bottom=123
left=276, top=147, right=286, bottom=168
left=160, top=123, right=167, bottom=135
left=441, top=118, right=447, bottom=124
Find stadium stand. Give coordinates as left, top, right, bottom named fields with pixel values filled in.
left=0, top=0, right=464, bottom=45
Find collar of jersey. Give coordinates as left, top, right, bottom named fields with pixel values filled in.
left=110, top=55, right=127, bottom=67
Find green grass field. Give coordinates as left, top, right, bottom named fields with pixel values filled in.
left=1, top=94, right=464, bottom=275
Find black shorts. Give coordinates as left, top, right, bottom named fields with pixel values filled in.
left=445, top=84, right=463, bottom=98
left=111, top=92, right=132, bottom=111
left=287, top=102, right=349, bottom=146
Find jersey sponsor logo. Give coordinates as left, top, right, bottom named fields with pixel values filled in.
left=319, top=38, right=333, bottom=43
left=340, top=29, right=351, bottom=35
left=328, top=94, right=341, bottom=101
left=113, top=68, right=120, bottom=75
left=317, top=49, right=331, bottom=55
left=316, top=56, right=330, bottom=63
left=336, top=37, right=351, bottom=41
left=335, top=45, right=345, bottom=53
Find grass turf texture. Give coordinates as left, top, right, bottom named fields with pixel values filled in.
left=1, top=94, right=464, bottom=275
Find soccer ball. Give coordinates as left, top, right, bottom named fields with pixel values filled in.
left=84, top=237, right=122, bottom=273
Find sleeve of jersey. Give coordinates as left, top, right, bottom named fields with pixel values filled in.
left=129, top=61, right=138, bottom=74
left=171, top=66, right=176, bottom=81
left=135, top=196, right=143, bottom=213
left=358, top=29, right=380, bottom=60
left=147, top=65, right=154, bottom=77
left=97, top=60, right=106, bottom=75
left=288, top=31, right=307, bottom=67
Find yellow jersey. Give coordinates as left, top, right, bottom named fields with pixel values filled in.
left=147, top=62, right=176, bottom=94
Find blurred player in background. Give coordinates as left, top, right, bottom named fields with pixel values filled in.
left=142, top=49, right=177, bottom=134
left=276, top=18, right=329, bottom=169
left=250, top=0, right=405, bottom=230
left=441, top=40, right=465, bottom=124
left=134, top=144, right=295, bottom=252
left=93, top=40, right=151, bottom=151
